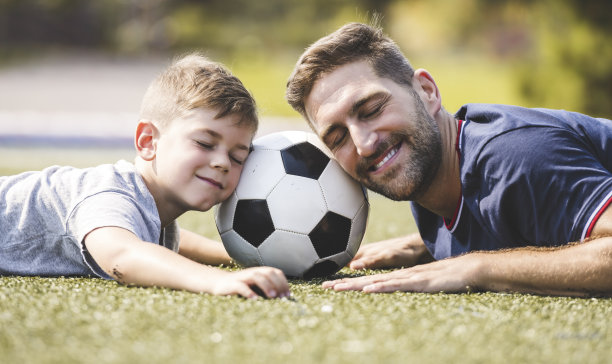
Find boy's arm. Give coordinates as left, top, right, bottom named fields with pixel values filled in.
left=84, top=226, right=289, bottom=298
left=177, top=228, right=232, bottom=266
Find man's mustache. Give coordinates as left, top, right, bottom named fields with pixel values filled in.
left=355, top=132, right=407, bottom=178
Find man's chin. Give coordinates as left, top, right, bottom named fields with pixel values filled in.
left=363, top=179, right=417, bottom=202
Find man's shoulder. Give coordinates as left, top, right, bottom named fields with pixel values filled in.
left=456, top=104, right=606, bottom=163
left=456, top=103, right=610, bottom=136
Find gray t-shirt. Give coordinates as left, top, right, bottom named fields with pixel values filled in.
left=0, top=160, right=179, bottom=278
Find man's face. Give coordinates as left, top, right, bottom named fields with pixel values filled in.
left=304, top=61, right=441, bottom=201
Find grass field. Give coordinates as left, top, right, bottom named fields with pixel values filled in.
left=1, top=147, right=611, bottom=364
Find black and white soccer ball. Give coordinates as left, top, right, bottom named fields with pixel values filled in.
left=215, top=130, right=369, bottom=279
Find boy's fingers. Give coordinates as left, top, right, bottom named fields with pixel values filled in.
left=249, top=271, right=280, bottom=298
left=268, top=268, right=290, bottom=295
left=227, top=282, right=259, bottom=299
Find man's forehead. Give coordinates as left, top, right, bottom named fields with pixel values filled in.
left=305, top=61, right=381, bottom=126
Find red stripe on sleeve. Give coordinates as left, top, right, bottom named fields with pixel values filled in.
left=585, top=194, right=612, bottom=238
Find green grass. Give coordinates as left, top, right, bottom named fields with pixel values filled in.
left=1, top=148, right=612, bottom=363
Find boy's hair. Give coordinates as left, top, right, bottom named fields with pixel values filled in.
left=140, top=53, right=258, bottom=132
left=286, top=22, right=414, bottom=123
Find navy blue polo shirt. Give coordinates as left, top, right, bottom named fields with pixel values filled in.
left=412, top=104, right=612, bottom=260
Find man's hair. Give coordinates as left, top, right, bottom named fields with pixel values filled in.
left=140, top=52, right=258, bottom=132
left=286, top=22, right=414, bottom=121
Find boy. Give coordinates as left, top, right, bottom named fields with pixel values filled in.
left=0, top=53, right=290, bottom=299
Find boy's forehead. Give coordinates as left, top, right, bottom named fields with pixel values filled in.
left=174, top=108, right=255, bottom=141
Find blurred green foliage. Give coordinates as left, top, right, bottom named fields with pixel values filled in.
left=0, top=0, right=611, bottom=117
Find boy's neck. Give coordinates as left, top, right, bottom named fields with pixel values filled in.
left=134, top=157, right=184, bottom=228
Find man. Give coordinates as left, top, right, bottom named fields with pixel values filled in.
left=285, top=22, right=612, bottom=297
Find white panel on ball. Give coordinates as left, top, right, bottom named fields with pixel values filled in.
left=258, top=231, right=319, bottom=277
left=220, top=230, right=263, bottom=267
left=214, top=130, right=371, bottom=279
left=319, top=161, right=367, bottom=218
left=215, top=191, right=238, bottom=234
left=235, top=149, right=286, bottom=199
left=347, top=202, right=369, bottom=258
left=267, top=175, right=327, bottom=234
left=253, top=130, right=308, bottom=151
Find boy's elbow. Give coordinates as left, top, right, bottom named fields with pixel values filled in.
left=84, top=227, right=142, bottom=284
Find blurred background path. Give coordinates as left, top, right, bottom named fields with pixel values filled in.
left=1, top=0, right=611, bottom=150
left=0, top=53, right=306, bottom=148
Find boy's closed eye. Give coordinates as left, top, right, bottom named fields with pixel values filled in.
left=194, top=140, right=248, bottom=165
left=195, top=140, right=214, bottom=149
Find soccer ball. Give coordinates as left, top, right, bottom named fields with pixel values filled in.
left=215, top=130, right=369, bottom=279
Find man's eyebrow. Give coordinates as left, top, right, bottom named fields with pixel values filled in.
left=319, top=124, right=340, bottom=145
left=350, top=91, right=388, bottom=116
left=319, top=91, right=389, bottom=142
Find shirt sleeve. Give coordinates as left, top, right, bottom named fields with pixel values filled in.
left=67, top=190, right=162, bottom=278
left=471, top=125, right=612, bottom=245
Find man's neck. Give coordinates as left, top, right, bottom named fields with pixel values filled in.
left=414, top=112, right=462, bottom=220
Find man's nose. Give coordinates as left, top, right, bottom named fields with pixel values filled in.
left=349, top=123, right=377, bottom=157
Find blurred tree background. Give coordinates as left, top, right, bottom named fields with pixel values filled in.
left=0, top=0, right=610, bottom=118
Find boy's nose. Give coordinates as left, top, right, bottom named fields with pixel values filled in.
left=210, top=153, right=230, bottom=173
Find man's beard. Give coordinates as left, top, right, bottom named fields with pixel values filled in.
left=354, top=100, right=442, bottom=201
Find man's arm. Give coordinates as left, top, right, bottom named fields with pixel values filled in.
left=84, top=226, right=289, bottom=298
left=324, top=206, right=612, bottom=297
left=349, top=233, right=433, bottom=270
left=177, top=228, right=232, bottom=266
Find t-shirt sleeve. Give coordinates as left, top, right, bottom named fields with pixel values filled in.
left=471, top=125, right=612, bottom=245
left=67, top=191, right=162, bottom=278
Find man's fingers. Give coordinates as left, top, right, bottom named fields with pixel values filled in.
left=363, top=279, right=407, bottom=293
left=323, top=274, right=387, bottom=291
left=350, top=254, right=393, bottom=270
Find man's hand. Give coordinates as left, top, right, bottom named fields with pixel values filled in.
left=349, top=233, right=434, bottom=270
left=325, top=236, right=612, bottom=297
left=326, top=254, right=480, bottom=293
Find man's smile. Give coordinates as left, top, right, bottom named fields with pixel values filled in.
left=370, top=143, right=401, bottom=172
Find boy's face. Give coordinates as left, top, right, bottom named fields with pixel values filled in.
left=151, top=108, right=254, bottom=213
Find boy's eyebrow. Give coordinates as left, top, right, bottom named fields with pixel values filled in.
left=199, top=128, right=250, bottom=150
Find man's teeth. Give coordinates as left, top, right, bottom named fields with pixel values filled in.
left=374, top=145, right=399, bottom=169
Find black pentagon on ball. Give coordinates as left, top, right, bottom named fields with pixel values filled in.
left=280, top=142, right=329, bottom=179
left=233, top=199, right=275, bottom=247
left=309, top=211, right=352, bottom=258
left=303, top=260, right=341, bottom=279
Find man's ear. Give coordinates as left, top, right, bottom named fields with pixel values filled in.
left=413, top=69, right=442, bottom=116
left=135, top=120, right=159, bottom=161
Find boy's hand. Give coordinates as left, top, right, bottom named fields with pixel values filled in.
left=212, top=267, right=290, bottom=299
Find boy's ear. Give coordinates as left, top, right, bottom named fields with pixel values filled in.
left=135, top=120, right=159, bottom=161
left=412, top=69, right=442, bottom=117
